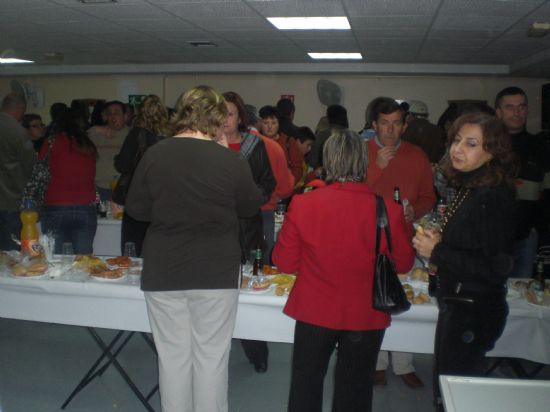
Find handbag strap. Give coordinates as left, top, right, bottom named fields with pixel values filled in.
left=375, top=195, right=394, bottom=255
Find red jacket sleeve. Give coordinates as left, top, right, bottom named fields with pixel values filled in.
left=413, top=153, right=437, bottom=218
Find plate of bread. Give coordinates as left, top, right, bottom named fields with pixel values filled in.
left=10, top=261, right=49, bottom=279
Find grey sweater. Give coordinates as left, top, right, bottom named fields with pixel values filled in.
left=0, top=112, right=36, bottom=211
left=126, top=137, right=262, bottom=291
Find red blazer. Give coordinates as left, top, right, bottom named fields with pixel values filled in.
left=273, top=182, right=414, bottom=331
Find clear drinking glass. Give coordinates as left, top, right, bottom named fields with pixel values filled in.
left=61, top=242, right=74, bottom=266
left=123, top=242, right=137, bottom=258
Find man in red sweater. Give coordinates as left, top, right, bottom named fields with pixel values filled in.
left=367, top=97, right=436, bottom=389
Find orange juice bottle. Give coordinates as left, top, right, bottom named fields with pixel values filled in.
left=20, top=200, right=40, bottom=257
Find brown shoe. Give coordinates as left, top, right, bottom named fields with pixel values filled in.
left=400, top=372, right=424, bottom=388
left=373, top=370, right=387, bottom=386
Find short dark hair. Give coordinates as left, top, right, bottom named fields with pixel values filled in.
left=259, top=105, right=281, bottom=121
left=326, top=104, right=349, bottom=128
left=104, top=100, right=126, bottom=114
left=222, top=91, right=249, bottom=132
left=21, top=113, right=42, bottom=129
left=49, top=102, right=68, bottom=122
left=442, top=112, right=517, bottom=188
left=371, top=97, right=405, bottom=122
left=276, top=98, right=295, bottom=118
left=494, top=87, right=528, bottom=109
left=296, top=126, right=316, bottom=144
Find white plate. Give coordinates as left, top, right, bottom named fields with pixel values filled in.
left=240, top=284, right=274, bottom=294
left=89, top=273, right=128, bottom=282
left=8, top=271, right=49, bottom=280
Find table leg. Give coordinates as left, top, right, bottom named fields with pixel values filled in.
left=61, top=328, right=157, bottom=412
left=61, top=329, right=126, bottom=409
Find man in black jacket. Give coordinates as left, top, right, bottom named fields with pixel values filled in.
left=495, top=87, right=548, bottom=277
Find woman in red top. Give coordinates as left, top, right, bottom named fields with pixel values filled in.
left=273, top=130, right=414, bottom=412
left=40, top=109, right=98, bottom=254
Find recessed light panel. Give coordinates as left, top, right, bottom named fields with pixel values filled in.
left=308, top=52, right=362, bottom=60
left=267, top=17, right=350, bottom=30
left=0, top=58, right=34, bottom=64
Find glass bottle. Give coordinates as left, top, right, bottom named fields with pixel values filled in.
left=20, top=200, right=40, bottom=257
left=252, top=247, right=262, bottom=277
left=393, top=186, right=402, bottom=204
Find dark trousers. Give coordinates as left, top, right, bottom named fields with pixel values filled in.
left=240, top=339, right=268, bottom=365
left=433, top=295, right=508, bottom=410
left=0, top=210, right=21, bottom=251
left=121, top=211, right=150, bottom=257
left=288, top=320, right=385, bottom=412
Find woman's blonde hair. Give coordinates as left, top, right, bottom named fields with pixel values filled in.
left=134, top=95, right=169, bottom=136
left=323, top=129, right=369, bottom=184
left=170, top=85, right=227, bottom=137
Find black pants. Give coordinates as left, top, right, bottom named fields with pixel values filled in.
left=433, top=295, right=508, bottom=410
left=288, top=320, right=385, bottom=412
left=241, top=339, right=268, bottom=365
left=120, top=211, right=150, bottom=257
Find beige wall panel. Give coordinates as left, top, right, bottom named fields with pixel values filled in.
left=1, top=74, right=546, bottom=133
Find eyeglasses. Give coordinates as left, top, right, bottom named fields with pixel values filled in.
left=30, top=123, right=45, bottom=128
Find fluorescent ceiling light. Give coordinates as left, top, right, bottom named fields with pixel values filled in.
left=308, top=52, right=362, bottom=60
left=0, top=49, right=34, bottom=64
left=0, top=58, right=35, bottom=64
left=79, top=0, right=117, bottom=4
left=268, top=17, right=350, bottom=30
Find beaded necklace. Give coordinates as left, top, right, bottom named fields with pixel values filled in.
left=440, top=187, right=471, bottom=232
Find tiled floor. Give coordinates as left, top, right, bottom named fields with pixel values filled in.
left=0, top=318, right=548, bottom=411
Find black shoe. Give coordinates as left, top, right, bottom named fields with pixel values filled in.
left=253, top=362, right=268, bottom=373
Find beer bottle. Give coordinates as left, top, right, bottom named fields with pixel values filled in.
left=252, top=247, right=262, bottom=276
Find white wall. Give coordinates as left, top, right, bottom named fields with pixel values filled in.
left=1, top=73, right=547, bottom=133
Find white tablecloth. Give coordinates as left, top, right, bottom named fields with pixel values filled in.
left=0, top=270, right=548, bottom=364
left=93, top=218, right=122, bottom=256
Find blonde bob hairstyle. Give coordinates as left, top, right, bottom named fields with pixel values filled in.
left=170, top=85, right=227, bottom=138
left=323, top=129, right=369, bottom=184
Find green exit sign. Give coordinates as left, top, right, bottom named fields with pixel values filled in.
left=128, top=94, right=146, bottom=106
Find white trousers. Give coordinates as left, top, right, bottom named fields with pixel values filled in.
left=376, top=351, right=415, bottom=375
left=145, top=289, right=239, bottom=412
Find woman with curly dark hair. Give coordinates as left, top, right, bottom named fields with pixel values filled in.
left=412, top=112, right=517, bottom=411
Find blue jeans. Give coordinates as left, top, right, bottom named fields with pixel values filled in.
left=41, top=204, right=97, bottom=254
left=0, top=210, right=21, bottom=251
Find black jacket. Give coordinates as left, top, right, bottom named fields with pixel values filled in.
left=238, top=132, right=276, bottom=261
left=431, top=176, right=515, bottom=298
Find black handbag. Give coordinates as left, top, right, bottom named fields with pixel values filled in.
left=20, top=137, right=54, bottom=209
left=111, top=129, right=148, bottom=206
left=372, top=196, right=411, bottom=315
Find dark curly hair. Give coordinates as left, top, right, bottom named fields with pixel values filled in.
left=441, top=112, right=517, bottom=189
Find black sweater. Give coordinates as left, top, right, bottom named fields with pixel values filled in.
left=431, top=175, right=516, bottom=297
left=126, top=137, right=262, bottom=291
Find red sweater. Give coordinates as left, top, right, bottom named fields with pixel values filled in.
left=258, top=134, right=295, bottom=210
left=274, top=133, right=304, bottom=185
left=273, top=182, right=414, bottom=330
left=39, top=133, right=96, bottom=205
left=367, top=139, right=436, bottom=220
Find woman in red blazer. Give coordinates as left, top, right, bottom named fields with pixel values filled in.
left=273, top=130, right=414, bottom=412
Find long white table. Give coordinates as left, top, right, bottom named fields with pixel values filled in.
left=0, top=269, right=549, bottom=365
